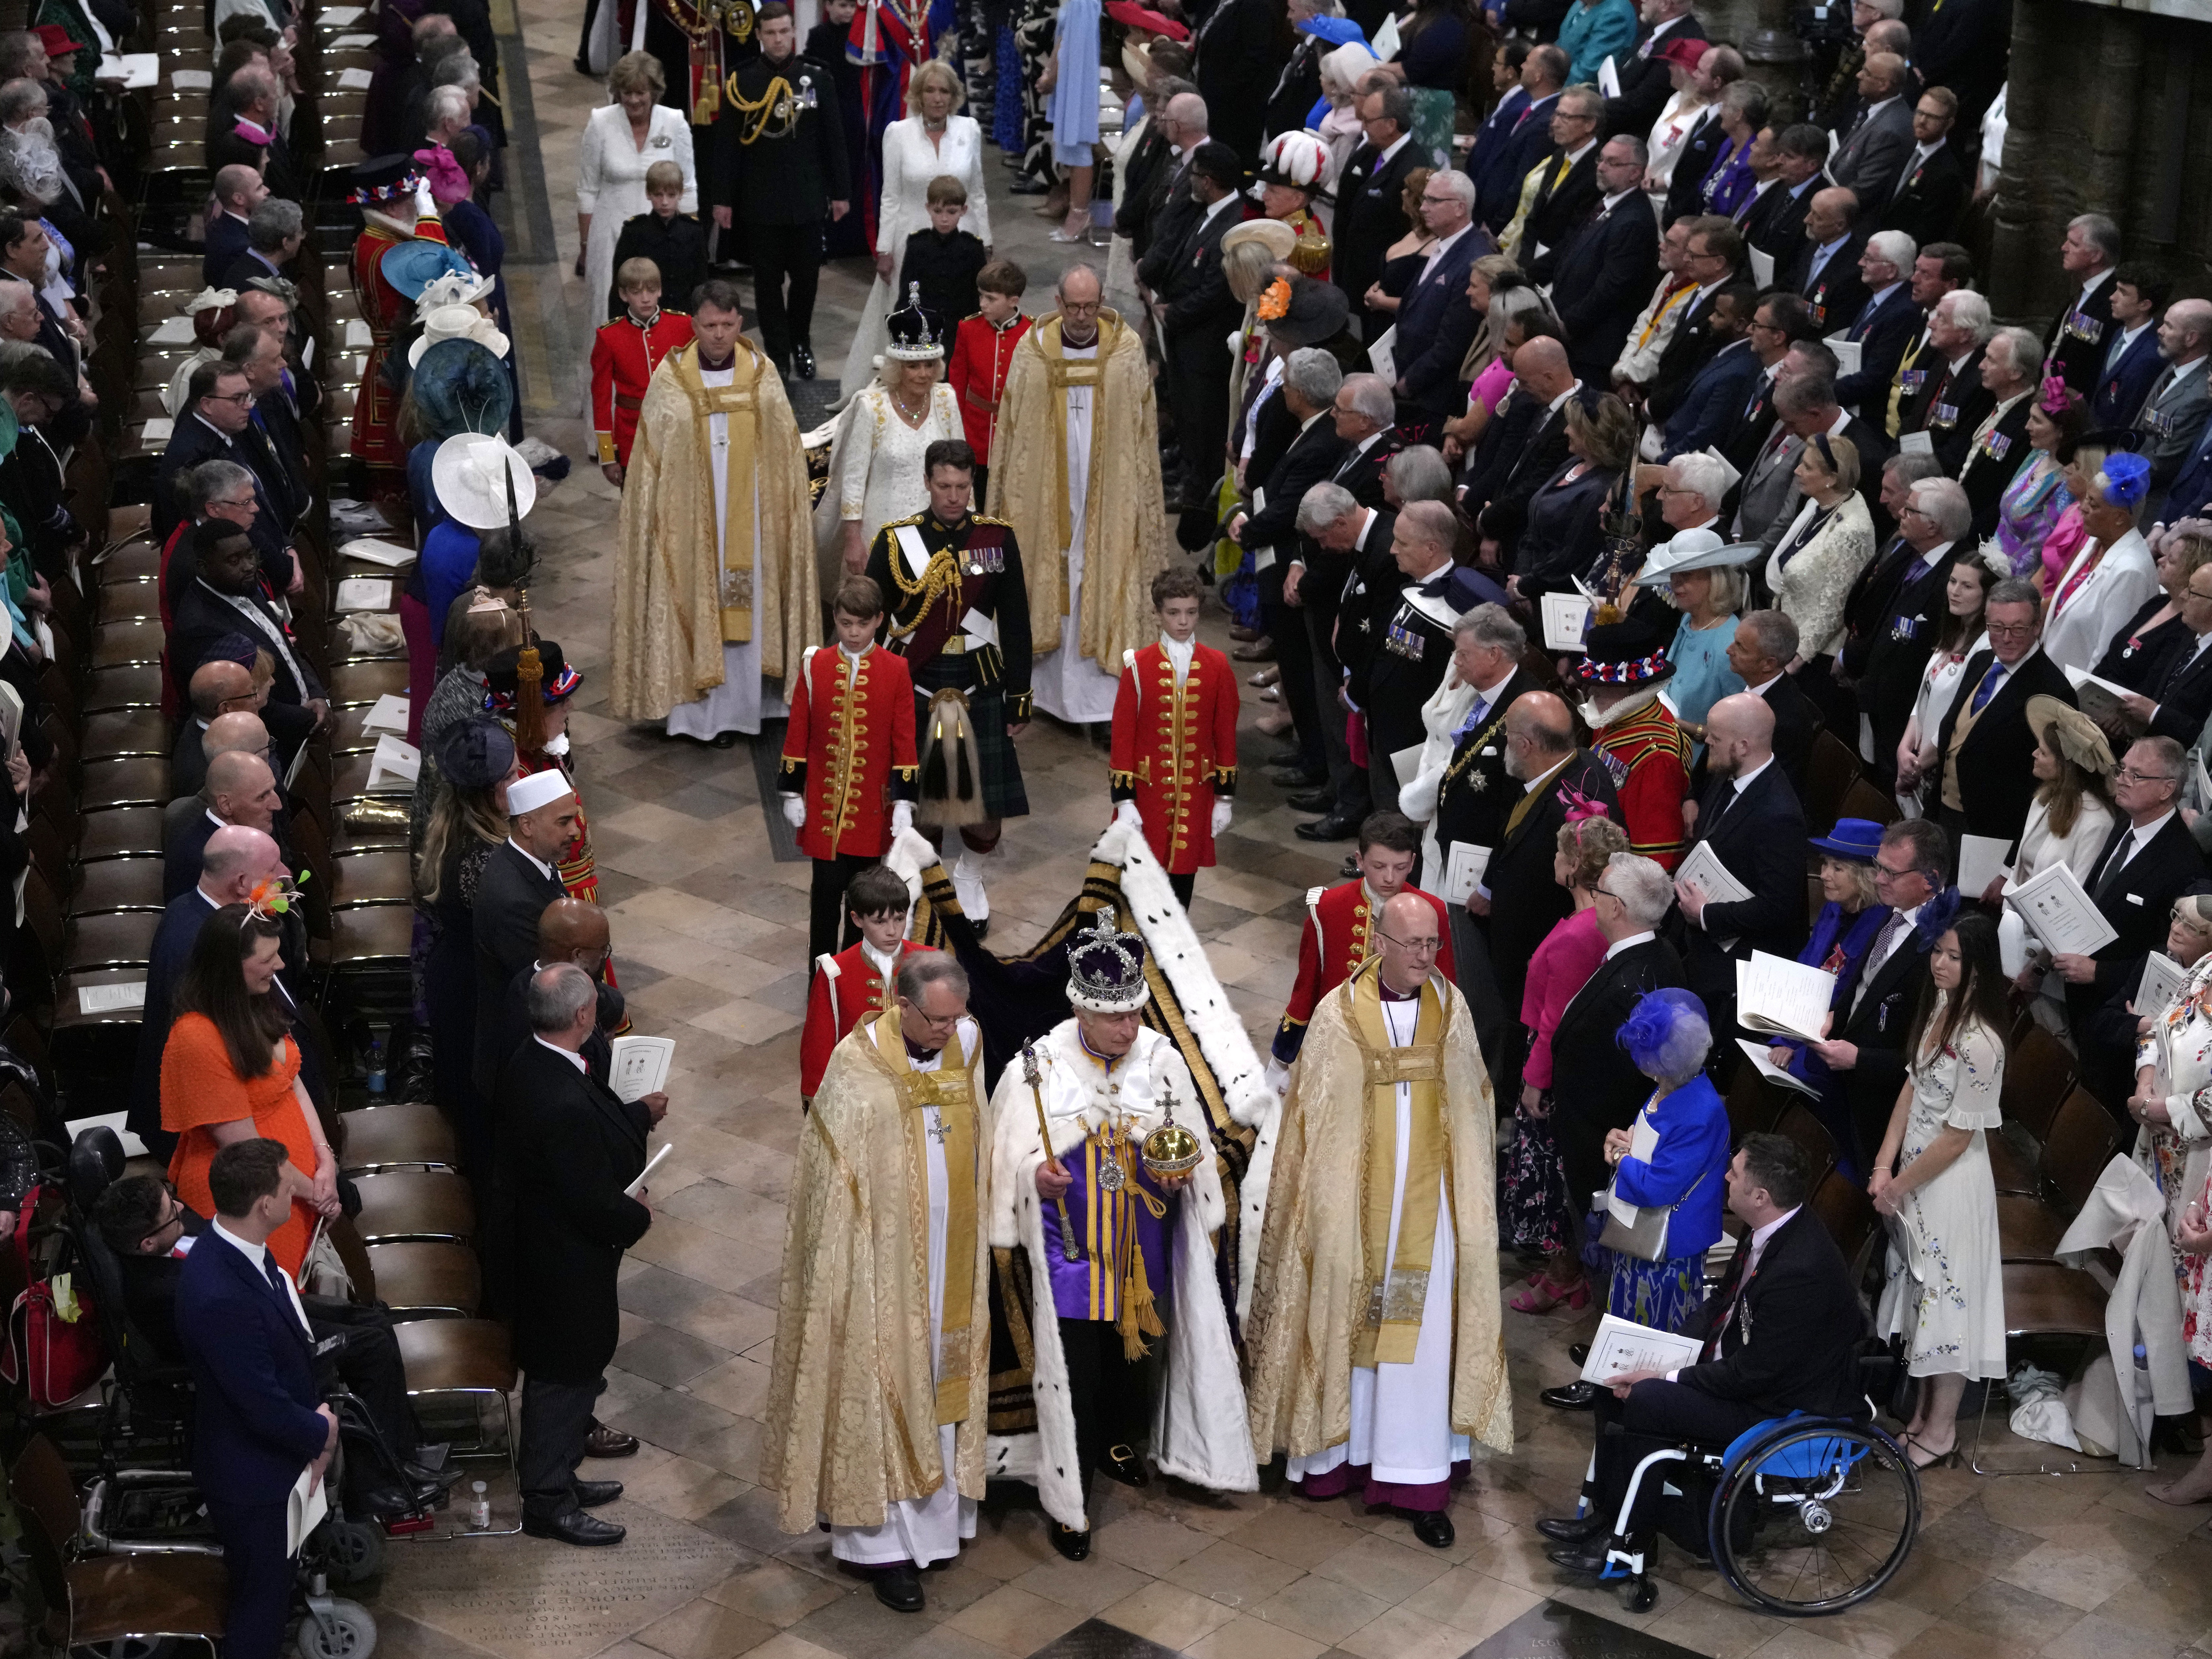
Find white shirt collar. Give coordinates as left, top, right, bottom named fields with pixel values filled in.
left=1915, top=537, right=1956, bottom=571
left=192, top=413, right=236, bottom=447
left=2125, top=809, right=2176, bottom=849
left=1376, top=132, right=1411, bottom=165
left=507, top=838, right=555, bottom=880
left=2168, top=355, right=2209, bottom=385
left=1470, top=664, right=1517, bottom=704
left=1547, top=379, right=1584, bottom=414
left=1862, top=93, right=1899, bottom=118
left=1746, top=1204, right=1800, bottom=1271
left=1427, top=222, right=1473, bottom=262
left=1813, top=233, right=1850, bottom=260
left=1354, top=507, right=1380, bottom=550
left=1867, top=280, right=1904, bottom=308
left=2116, top=319, right=2152, bottom=347
left=1352, top=428, right=1386, bottom=458
left=1601, top=187, right=1634, bottom=209
left=1730, top=754, right=1775, bottom=792
left=533, top=1035, right=588, bottom=1073
left=1746, top=670, right=1782, bottom=697
left=1200, top=191, right=1238, bottom=225
left=211, top=1218, right=312, bottom=1332
left=2080, top=266, right=2116, bottom=302
left=1605, top=929, right=1657, bottom=960
left=1563, top=137, right=1597, bottom=166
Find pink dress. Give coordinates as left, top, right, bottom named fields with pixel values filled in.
left=2039, top=502, right=2091, bottom=594
left=1519, top=906, right=1609, bottom=1090
left=1469, top=357, right=1515, bottom=416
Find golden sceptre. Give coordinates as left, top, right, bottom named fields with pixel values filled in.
left=1023, top=1042, right=1081, bottom=1261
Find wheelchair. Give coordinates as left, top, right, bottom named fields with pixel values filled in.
left=1594, top=1411, right=1922, bottom=1616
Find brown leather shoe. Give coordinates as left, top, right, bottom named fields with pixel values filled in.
left=1230, top=639, right=1276, bottom=662
left=584, top=1424, right=639, bottom=1458
left=1229, top=623, right=1264, bottom=642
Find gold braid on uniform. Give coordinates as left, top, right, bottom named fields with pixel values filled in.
left=880, top=519, right=963, bottom=641
left=724, top=71, right=800, bottom=144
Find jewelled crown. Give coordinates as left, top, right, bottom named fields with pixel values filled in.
left=1067, top=906, right=1149, bottom=1014
left=886, top=282, right=945, bottom=361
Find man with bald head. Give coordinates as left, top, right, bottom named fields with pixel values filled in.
left=203, top=163, right=270, bottom=287
left=1673, top=692, right=1809, bottom=1070
left=495, top=899, right=663, bottom=1125
left=1785, top=188, right=1869, bottom=333
left=171, top=657, right=257, bottom=794
left=164, top=749, right=281, bottom=901
left=1468, top=336, right=1597, bottom=560
left=2135, top=298, right=2212, bottom=508
left=129, top=824, right=286, bottom=1154
left=1828, top=53, right=1914, bottom=207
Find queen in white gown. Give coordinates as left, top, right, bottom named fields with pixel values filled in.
left=815, top=292, right=963, bottom=588
left=835, top=61, right=991, bottom=399
left=577, top=54, right=697, bottom=325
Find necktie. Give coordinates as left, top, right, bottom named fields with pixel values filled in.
left=1851, top=293, right=1880, bottom=335
left=2097, top=829, right=2138, bottom=899
left=1745, top=372, right=1771, bottom=422
left=1550, top=151, right=1572, bottom=191
left=1968, top=660, right=2005, bottom=714
left=2105, top=329, right=2129, bottom=378
left=1853, top=911, right=1907, bottom=1012
left=1459, top=695, right=1488, bottom=736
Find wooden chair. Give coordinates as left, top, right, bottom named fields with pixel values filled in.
left=1997, top=1089, right=2121, bottom=1263
left=1974, top=1263, right=2116, bottom=1475
left=1772, top=1101, right=1840, bottom=1195
left=1836, top=776, right=1900, bottom=826
left=366, top=1242, right=480, bottom=1316
left=393, top=1319, right=521, bottom=1533
left=1805, top=729, right=1862, bottom=832
left=1725, top=1059, right=1784, bottom=1142
left=338, top=1102, right=458, bottom=1175
left=351, top=1171, right=475, bottom=1244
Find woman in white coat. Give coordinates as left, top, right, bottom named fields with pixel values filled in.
left=815, top=289, right=963, bottom=591
left=2039, top=451, right=2160, bottom=674
left=1768, top=433, right=1874, bottom=716
left=2129, top=892, right=2212, bottom=1256
left=836, top=60, right=992, bottom=399
left=1994, top=698, right=2118, bottom=1036
left=577, top=52, right=696, bottom=326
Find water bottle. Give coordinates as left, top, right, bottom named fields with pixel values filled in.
left=469, top=1481, right=490, bottom=1530
left=366, top=1036, right=386, bottom=1096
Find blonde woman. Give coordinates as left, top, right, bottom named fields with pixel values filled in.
left=817, top=291, right=962, bottom=582
left=577, top=52, right=696, bottom=325
left=836, top=61, right=992, bottom=397
left=1768, top=433, right=1874, bottom=727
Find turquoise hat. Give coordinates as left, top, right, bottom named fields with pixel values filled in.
left=379, top=238, right=475, bottom=300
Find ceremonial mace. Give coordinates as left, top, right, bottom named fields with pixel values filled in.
left=1022, top=1042, right=1081, bottom=1261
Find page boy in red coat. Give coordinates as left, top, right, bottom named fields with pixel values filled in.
left=779, top=575, right=922, bottom=964
left=1108, top=568, right=1239, bottom=910
left=797, top=864, right=935, bottom=1105
left=590, top=257, right=695, bottom=484
left=943, top=258, right=1030, bottom=504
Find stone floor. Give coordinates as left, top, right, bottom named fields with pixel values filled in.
left=352, top=7, right=2212, bottom=1656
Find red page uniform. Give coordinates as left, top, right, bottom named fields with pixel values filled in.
left=590, top=307, right=696, bottom=469
left=1107, top=637, right=1238, bottom=873
left=798, top=939, right=934, bottom=1100
left=944, top=311, right=1030, bottom=465
left=779, top=641, right=921, bottom=860
left=1271, top=879, right=1456, bottom=1064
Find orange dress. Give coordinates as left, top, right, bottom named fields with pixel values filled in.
left=161, top=1013, right=318, bottom=1276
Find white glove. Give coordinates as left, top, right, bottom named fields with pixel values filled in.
left=1115, top=800, right=1142, bottom=830
left=1399, top=767, right=1440, bottom=823
left=1211, top=800, right=1233, bottom=836
left=890, top=799, right=914, bottom=837
left=781, top=794, right=805, bottom=828
left=1264, top=1058, right=1290, bottom=1098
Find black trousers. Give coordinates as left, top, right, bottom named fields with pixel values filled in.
left=808, top=852, right=874, bottom=965
left=1059, top=1317, right=1151, bottom=1506
left=1168, top=871, right=1196, bottom=909
left=746, top=220, right=824, bottom=369
left=519, top=1374, right=606, bottom=1520
left=1258, top=561, right=1323, bottom=773
left=208, top=1497, right=292, bottom=1659
left=1586, top=1380, right=1764, bottom=1543
left=1306, top=606, right=1370, bottom=822
left=1451, top=908, right=1509, bottom=1077
left=306, top=1300, right=421, bottom=1470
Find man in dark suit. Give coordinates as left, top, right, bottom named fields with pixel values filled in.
left=1926, top=578, right=2077, bottom=854
left=1191, top=0, right=1290, bottom=166
left=492, top=900, right=653, bottom=1102
left=1521, top=86, right=1604, bottom=263
left=1126, top=92, right=1206, bottom=267
left=202, top=163, right=267, bottom=287
left=1344, top=502, right=1472, bottom=825
left=2042, top=213, right=2121, bottom=397
left=506, top=963, right=652, bottom=1546
left=1658, top=44, right=1739, bottom=226
left=2089, top=263, right=2168, bottom=435
left=1331, top=81, right=1424, bottom=339
left=206, top=67, right=302, bottom=202
left=1955, top=327, right=2041, bottom=538
left=1155, top=143, right=1247, bottom=487
left=170, top=657, right=261, bottom=797
left=2061, top=737, right=2210, bottom=1114
left=154, top=363, right=277, bottom=548
left=1826, top=52, right=1913, bottom=206
left=2156, top=418, right=2212, bottom=534
left=168, top=524, right=327, bottom=755
left=1845, top=477, right=1974, bottom=785
left=1655, top=288, right=1761, bottom=458
left=1471, top=45, right=1565, bottom=234
left=221, top=324, right=311, bottom=531
left=214, top=197, right=304, bottom=301
left=472, top=774, right=578, bottom=1106
left=1233, top=348, right=1348, bottom=815
left=1469, top=691, right=1623, bottom=1065
left=2135, top=301, right=2212, bottom=508
left=1391, top=172, right=1491, bottom=441
left=1899, top=291, right=1995, bottom=475
left=1716, top=291, right=1812, bottom=473
left=1831, top=231, right=1924, bottom=428
left=1601, top=0, right=1706, bottom=139
left=1674, top=691, right=1809, bottom=1063
left=1547, top=136, right=1660, bottom=386
left=1876, top=90, right=1968, bottom=250
left=1783, top=188, right=1869, bottom=334
left=175, top=1139, right=341, bottom=1659
left=163, top=749, right=282, bottom=901
left=1740, top=125, right=1825, bottom=267
left=1543, top=1136, right=1869, bottom=1574
left=1472, top=336, right=1596, bottom=552
left=1644, top=224, right=1744, bottom=426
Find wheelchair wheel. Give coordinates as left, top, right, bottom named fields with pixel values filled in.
left=1708, top=1419, right=1920, bottom=1616
left=324, top=1516, right=386, bottom=1585
left=295, top=1599, right=378, bottom=1659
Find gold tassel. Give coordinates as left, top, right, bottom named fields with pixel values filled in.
left=515, top=642, right=546, bottom=755
left=1116, top=1240, right=1164, bottom=1361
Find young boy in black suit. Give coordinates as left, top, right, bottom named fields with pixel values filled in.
left=901, top=174, right=988, bottom=341
left=607, top=161, right=708, bottom=322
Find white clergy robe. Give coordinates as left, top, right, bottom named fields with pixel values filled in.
left=1031, top=340, right=1124, bottom=724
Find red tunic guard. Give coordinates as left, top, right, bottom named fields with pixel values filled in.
left=1591, top=697, right=1691, bottom=870
left=1271, top=879, right=1457, bottom=1063
left=798, top=939, right=935, bottom=1100
left=1107, top=640, right=1239, bottom=874
left=943, top=311, right=1030, bottom=463
left=590, top=307, right=696, bottom=468
left=778, top=643, right=921, bottom=861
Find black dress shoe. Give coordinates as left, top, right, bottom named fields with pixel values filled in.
left=410, top=1442, right=451, bottom=1472
left=1541, top=1381, right=1605, bottom=1411
left=1295, top=814, right=1360, bottom=841
left=711, top=731, right=743, bottom=749
left=874, top=1562, right=925, bottom=1612
left=1546, top=1542, right=1609, bottom=1575
left=793, top=343, right=817, bottom=379
left=584, top=1425, right=639, bottom=1458
left=523, top=1508, right=627, bottom=1546
left=1098, top=1445, right=1150, bottom=1488
left=573, top=1480, right=623, bottom=1507
left=1268, top=765, right=1327, bottom=789
left=1568, top=1342, right=1590, bottom=1366
left=1050, top=1524, right=1092, bottom=1561
left=1536, top=1512, right=1605, bottom=1544
left=1410, top=1511, right=1454, bottom=1548
left=1288, top=789, right=1335, bottom=813
left=359, top=1486, right=424, bottom=1521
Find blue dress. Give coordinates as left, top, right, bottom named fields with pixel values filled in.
left=1667, top=613, right=1744, bottom=752
left=1046, top=0, right=1101, bottom=158
left=1603, top=1074, right=1731, bottom=1333
left=1771, top=900, right=1890, bottom=1177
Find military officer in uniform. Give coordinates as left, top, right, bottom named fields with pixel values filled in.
left=1255, top=131, right=1334, bottom=280
left=866, top=438, right=1033, bottom=931
left=710, top=1, right=850, bottom=378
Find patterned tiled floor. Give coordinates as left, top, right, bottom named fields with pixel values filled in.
left=354, top=8, right=2212, bottom=1656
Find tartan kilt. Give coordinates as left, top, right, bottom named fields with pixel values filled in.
left=912, top=657, right=1029, bottom=821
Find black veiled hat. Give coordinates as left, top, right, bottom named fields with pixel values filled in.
left=435, top=716, right=517, bottom=791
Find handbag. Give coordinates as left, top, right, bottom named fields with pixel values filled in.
left=1597, top=1143, right=1710, bottom=1263
left=0, top=1184, right=108, bottom=1408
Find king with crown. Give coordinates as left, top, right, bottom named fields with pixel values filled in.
left=983, top=908, right=1255, bottom=1564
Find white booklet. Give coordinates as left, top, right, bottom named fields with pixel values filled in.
left=287, top=1460, right=329, bottom=1556
left=1735, top=1037, right=1820, bottom=1098
left=1372, top=11, right=1401, bottom=58
left=1578, top=1312, right=1703, bottom=1383
left=362, top=693, right=409, bottom=734
left=1540, top=591, right=1590, bottom=652
left=97, top=52, right=157, bottom=88
left=1604, top=1112, right=1661, bottom=1227
left=140, top=417, right=174, bottom=444
left=623, top=1142, right=673, bottom=1198
left=1888, top=1205, right=1927, bottom=1284
left=1956, top=833, right=2014, bottom=898
left=2005, top=860, right=2118, bottom=957
left=1735, top=951, right=1837, bottom=1042
left=321, top=4, right=367, bottom=21
left=1675, top=840, right=1751, bottom=906
left=1748, top=246, right=1775, bottom=289
left=1441, top=841, right=1491, bottom=905
left=338, top=66, right=374, bottom=89
left=146, top=314, right=196, bottom=345
left=77, top=979, right=146, bottom=1015
left=1596, top=53, right=1621, bottom=98
left=2062, top=664, right=2134, bottom=728
left=341, top=537, right=418, bottom=569
left=1824, top=334, right=1863, bottom=378
left=365, top=734, right=420, bottom=792
left=2192, top=751, right=2212, bottom=813
left=1389, top=743, right=1426, bottom=788
left=334, top=577, right=393, bottom=613
left=1367, top=324, right=1397, bottom=384
left=170, top=68, right=211, bottom=89
left=2137, top=951, right=2188, bottom=1016
left=609, top=1034, right=674, bottom=1103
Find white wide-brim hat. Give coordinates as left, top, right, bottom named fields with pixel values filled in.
left=432, top=432, right=537, bottom=530
left=1632, top=528, right=1767, bottom=586
left=414, top=268, right=497, bottom=318
left=410, top=302, right=509, bottom=366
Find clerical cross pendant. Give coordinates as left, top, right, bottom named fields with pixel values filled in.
left=927, top=1113, right=952, bottom=1144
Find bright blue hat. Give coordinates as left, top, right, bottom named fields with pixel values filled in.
left=1298, top=15, right=1367, bottom=44
left=2098, top=450, right=2151, bottom=507
left=379, top=238, right=475, bottom=300
left=1809, top=817, right=1884, bottom=860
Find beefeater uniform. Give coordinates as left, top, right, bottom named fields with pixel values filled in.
left=798, top=938, right=935, bottom=1101
left=350, top=211, right=455, bottom=488
left=1591, top=699, right=1691, bottom=870
left=1271, top=880, right=1456, bottom=1065
left=591, top=307, right=697, bottom=469
left=1108, top=639, right=1239, bottom=875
